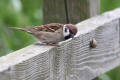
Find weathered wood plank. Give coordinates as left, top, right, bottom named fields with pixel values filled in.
left=43, top=0, right=67, bottom=24
left=43, top=0, right=100, bottom=24
left=89, top=0, right=100, bottom=17
left=0, top=8, right=120, bottom=80
left=66, top=0, right=100, bottom=24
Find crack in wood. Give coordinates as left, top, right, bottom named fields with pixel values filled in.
left=64, top=0, right=69, bottom=23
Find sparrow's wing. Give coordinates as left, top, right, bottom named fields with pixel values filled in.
left=32, top=23, right=63, bottom=32
left=9, top=23, right=63, bottom=33
left=29, top=26, right=46, bottom=32
left=44, top=23, right=63, bottom=32
left=9, top=26, right=45, bottom=34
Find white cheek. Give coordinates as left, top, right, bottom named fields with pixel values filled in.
left=63, top=25, right=70, bottom=37
left=63, top=30, right=70, bottom=37
left=64, top=30, right=70, bottom=36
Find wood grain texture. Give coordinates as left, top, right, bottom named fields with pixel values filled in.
left=89, top=0, right=100, bottom=17
left=0, top=8, right=120, bottom=80
left=43, top=0, right=100, bottom=24
left=43, top=0, right=67, bottom=24
left=66, top=0, right=100, bottom=24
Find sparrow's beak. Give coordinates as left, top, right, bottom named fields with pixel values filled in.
left=70, top=34, right=74, bottom=38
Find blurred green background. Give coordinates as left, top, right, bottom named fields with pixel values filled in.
left=0, top=0, right=120, bottom=80
left=0, top=0, right=43, bottom=56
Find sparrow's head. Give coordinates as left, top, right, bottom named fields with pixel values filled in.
left=63, top=24, right=77, bottom=40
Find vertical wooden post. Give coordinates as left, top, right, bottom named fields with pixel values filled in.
left=43, top=0, right=100, bottom=80
left=66, top=0, right=100, bottom=23
left=43, top=0, right=100, bottom=24
left=43, top=0, right=67, bottom=24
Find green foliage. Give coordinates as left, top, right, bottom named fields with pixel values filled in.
left=99, top=66, right=120, bottom=80
left=101, top=0, right=120, bottom=13
left=0, top=0, right=43, bottom=56
left=99, top=74, right=111, bottom=80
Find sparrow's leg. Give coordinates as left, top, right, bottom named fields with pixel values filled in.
left=46, top=43, right=59, bottom=46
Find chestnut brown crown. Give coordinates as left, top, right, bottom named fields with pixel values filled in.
left=65, top=24, right=77, bottom=35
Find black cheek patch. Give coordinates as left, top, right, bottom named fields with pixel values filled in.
left=64, top=29, right=75, bottom=40
left=65, top=34, right=74, bottom=40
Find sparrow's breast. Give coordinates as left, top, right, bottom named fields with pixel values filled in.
left=33, top=31, right=64, bottom=43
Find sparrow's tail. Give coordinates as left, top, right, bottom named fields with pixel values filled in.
left=9, top=27, right=32, bottom=34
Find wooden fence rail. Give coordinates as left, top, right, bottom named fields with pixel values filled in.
left=0, top=8, right=120, bottom=80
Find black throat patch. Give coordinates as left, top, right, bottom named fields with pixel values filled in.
left=65, top=35, right=71, bottom=40
left=64, top=29, right=74, bottom=40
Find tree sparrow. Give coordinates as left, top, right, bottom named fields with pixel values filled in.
left=10, top=23, right=77, bottom=46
